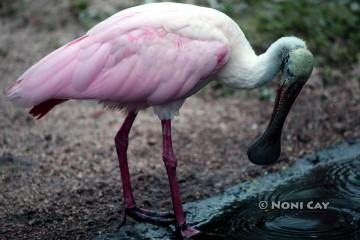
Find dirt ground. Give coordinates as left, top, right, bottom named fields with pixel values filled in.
left=0, top=1, right=359, bottom=239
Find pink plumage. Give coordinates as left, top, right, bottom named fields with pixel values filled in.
left=6, top=3, right=230, bottom=118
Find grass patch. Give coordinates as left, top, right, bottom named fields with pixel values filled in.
left=69, top=0, right=114, bottom=29
left=0, top=0, right=28, bottom=17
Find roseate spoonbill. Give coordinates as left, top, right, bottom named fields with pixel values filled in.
left=6, top=2, right=314, bottom=238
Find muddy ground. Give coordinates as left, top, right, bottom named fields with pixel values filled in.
left=0, top=1, right=359, bottom=239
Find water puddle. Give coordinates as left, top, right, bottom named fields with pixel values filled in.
left=195, top=157, right=360, bottom=240
left=96, top=140, right=360, bottom=240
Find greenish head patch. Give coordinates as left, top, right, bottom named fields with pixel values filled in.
left=286, top=48, right=314, bottom=84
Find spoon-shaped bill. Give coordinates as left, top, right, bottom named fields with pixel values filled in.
left=247, top=80, right=306, bottom=165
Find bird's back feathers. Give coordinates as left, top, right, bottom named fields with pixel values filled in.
left=7, top=3, right=234, bottom=117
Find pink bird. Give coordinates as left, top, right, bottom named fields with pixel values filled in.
left=6, top=2, right=314, bottom=238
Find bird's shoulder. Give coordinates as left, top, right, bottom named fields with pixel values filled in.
left=87, top=2, right=240, bottom=44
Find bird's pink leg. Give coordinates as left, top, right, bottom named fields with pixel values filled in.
left=115, top=111, right=137, bottom=208
left=161, top=120, right=200, bottom=238
left=115, top=112, right=175, bottom=226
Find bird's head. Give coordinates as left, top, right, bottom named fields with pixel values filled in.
left=247, top=47, right=314, bottom=165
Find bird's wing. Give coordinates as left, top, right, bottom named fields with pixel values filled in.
left=7, top=4, right=230, bottom=108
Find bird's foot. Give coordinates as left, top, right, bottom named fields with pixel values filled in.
left=126, top=207, right=175, bottom=226
left=176, top=224, right=200, bottom=239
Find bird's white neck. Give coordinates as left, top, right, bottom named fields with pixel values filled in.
left=218, top=36, right=306, bottom=89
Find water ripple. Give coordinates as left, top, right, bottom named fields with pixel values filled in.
left=198, top=158, right=360, bottom=240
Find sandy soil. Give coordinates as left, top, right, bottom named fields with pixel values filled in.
left=1, top=1, right=359, bottom=239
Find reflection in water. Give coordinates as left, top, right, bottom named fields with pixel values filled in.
left=194, top=158, right=360, bottom=240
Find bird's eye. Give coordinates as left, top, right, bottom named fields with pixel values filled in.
left=281, top=54, right=290, bottom=70
left=284, top=55, right=289, bottom=63
left=286, top=68, right=294, bottom=77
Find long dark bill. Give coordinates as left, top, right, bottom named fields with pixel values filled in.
left=247, top=80, right=306, bottom=165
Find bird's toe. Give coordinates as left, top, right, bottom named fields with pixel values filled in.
left=125, top=207, right=175, bottom=226
left=175, top=224, right=200, bottom=239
